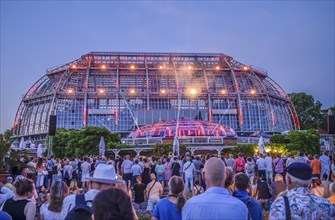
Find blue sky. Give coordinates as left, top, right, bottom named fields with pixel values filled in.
left=1, top=1, right=334, bottom=133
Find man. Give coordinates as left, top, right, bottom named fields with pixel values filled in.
left=0, top=182, right=15, bottom=206
left=81, top=157, right=91, bottom=192
left=146, top=173, right=163, bottom=214
left=256, top=154, right=266, bottom=178
left=233, top=173, right=263, bottom=220
left=311, top=155, right=321, bottom=179
left=171, top=157, right=181, bottom=176
left=269, top=163, right=335, bottom=219
left=47, top=155, right=56, bottom=189
left=182, top=157, right=247, bottom=220
left=264, top=153, right=273, bottom=182
left=294, top=152, right=306, bottom=163
left=121, top=154, right=133, bottom=188
left=131, top=159, right=142, bottom=187
left=285, top=154, right=294, bottom=167
left=320, top=151, right=331, bottom=180
left=193, top=156, right=202, bottom=180
left=61, top=164, right=125, bottom=219
left=183, top=156, right=196, bottom=192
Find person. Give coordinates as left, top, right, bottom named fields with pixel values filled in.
left=155, top=159, right=165, bottom=186
left=63, top=160, right=73, bottom=186
left=146, top=173, right=163, bottom=214
left=36, top=158, right=46, bottom=188
left=182, top=157, right=248, bottom=220
left=226, top=154, right=235, bottom=169
left=234, top=153, right=246, bottom=173
left=245, top=157, right=255, bottom=184
left=224, top=167, right=234, bottom=194
left=320, top=151, right=331, bottom=180
left=255, top=176, right=272, bottom=211
left=152, top=176, right=186, bottom=220
left=92, top=188, right=135, bottom=220
left=80, top=157, right=91, bottom=192
left=327, top=182, right=335, bottom=204
left=47, top=156, right=57, bottom=190
left=256, top=154, right=266, bottom=178
left=233, top=172, right=263, bottom=220
left=60, top=164, right=126, bottom=219
left=269, top=162, right=335, bottom=219
left=273, top=154, right=284, bottom=176
left=171, top=157, right=181, bottom=177
left=264, top=153, right=273, bottom=182
left=193, top=156, right=202, bottom=180
left=133, top=176, right=146, bottom=210
left=285, top=154, right=294, bottom=167
left=40, top=180, right=69, bottom=220
left=1, top=178, right=36, bottom=220
left=183, top=156, right=195, bottom=192
left=4, top=177, right=14, bottom=191
left=0, top=211, right=11, bottom=220
left=322, top=173, right=331, bottom=198
left=0, top=182, right=15, bottom=207
left=294, top=152, right=306, bottom=163
left=329, top=172, right=335, bottom=196
left=121, top=155, right=133, bottom=189
left=163, top=158, right=172, bottom=187
left=141, top=158, right=151, bottom=186
left=311, top=178, right=325, bottom=198
left=131, top=159, right=142, bottom=187
left=311, top=155, right=321, bottom=179
left=192, top=179, right=204, bottom=196
left=68, top=179, right=80, bottom=195
left=271, top=174, right=286, bottom=200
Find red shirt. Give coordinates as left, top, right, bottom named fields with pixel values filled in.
left=311, top=159, right=321, bottom=174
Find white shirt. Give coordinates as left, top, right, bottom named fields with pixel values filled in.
left=256, top=157, right=266, bottom=170
left=183, top=161, right=195, bottom=178
left=40, top=203, right=61, bottom=220
left=146, top=181, right=163, bottom=199
left=60, top=189, right=99, bottom=219
left=264, top=156, right=273, bottom=171
left=81, top=162, right=91, bottom=173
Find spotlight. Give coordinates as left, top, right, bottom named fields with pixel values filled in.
left=130, top=65, right=135, bottom=69
left=130, top=89, right=136, bottom=94
left=243, top=66, right=249, bottom=71
left=159, top=65, right=164, bottom=69
left=68, top=89, right=73, bottom=94
left=160, top=89, right=167, bottom=94
left=188, top=66, right=192, bottom=70
left=101, top=64, right=106, bottom=70
left=250, top=89, right=256, bottom=94
left=99, top=89, right=105, bottom=94
left=189, top=88, right=197, bottom=95
left=71, top=64, right=77, bottom=69
left=221, top=89, right=226, bottom=94
left=215, top=66, right=220, bottom=70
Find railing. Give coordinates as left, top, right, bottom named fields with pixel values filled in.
left=237, top=137, right=270, bottom=145
left=121, top=137, right=163, bottom=146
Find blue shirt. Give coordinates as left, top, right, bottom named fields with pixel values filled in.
left=131, top=164, right=142, bottom=176
left=152, top=197, right=181, bottom=220
left=232, top=190, right=264, bottom=220
left=182, top=187, right=248, bottom=220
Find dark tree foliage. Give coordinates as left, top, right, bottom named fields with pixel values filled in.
left=289, top=93, right=323, bottom=130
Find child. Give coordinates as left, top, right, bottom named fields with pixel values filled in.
left=69, top=179, right=80, bottom=195
left=37, top=185, right=47, bottom=207
left=193, top=179, right=204, bottom=196
left=133, top=176, right=146, bottom=210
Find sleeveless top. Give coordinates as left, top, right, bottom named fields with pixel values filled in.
left=2, top=198, right=29, bottom=220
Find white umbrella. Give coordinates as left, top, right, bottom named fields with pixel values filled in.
left=37, top=144, right=43, bottom=158
left=258, top=136, right=265, bottom=154
left=30, top=143, right=36, bottom=148
left=99, top=136, right=105, bottom=157
left=19, top=137, right=26, bottom=150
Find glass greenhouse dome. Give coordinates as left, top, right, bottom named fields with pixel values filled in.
left=13, top=52, right=299, bottom=142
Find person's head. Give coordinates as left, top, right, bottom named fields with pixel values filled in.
left=38, top=185, right=46, bottom=193
left=224, top=167, right=234, bottom=188
left=92, top=188, right=134, bottom=220
left=194, top=179, right=200, bottom=185
left=202, top=157, right=226, bottom=188
left=315, top=179, right=322, bottom=186
left=274, top=174, right=284, bottom=182
left=285, top=162, right=312, bottom=190
left=134, top=159, right=139, bottom=164
left=150, top=173, right=156, bottom=181
left=36, top=158, right=44, bottom=167
left=69, top=179, right=78, bottom=190
left=168, top=176, right=185, bottom=212
left=174, top=157, right=178, bottom=162
left=157, top=159, right=162, bottom=165
left=234, top=173, right=250, bottom=191
left=84, top=157, right=87, bottom=162
left=259, top=153, right=263, bottom=158
left=6, top=176, right=13, bottom=184
left=89, top=164, right=126, bottom=191
left=14, top=178, right=34, bottom=198
left=49, top=180, right=68, bottom=213
left=143, top=158, right=147, bottom=163
left=322, top=173, right=328, bottom=181
left=314, top=154, right=319, bottom=159
left=136, top=176, right=142, bottom=183
left=126, top=154, right=130, bottom=160
left=261, top=176, right=267, bottom=182
left=247, top=157, right=252, bottom=162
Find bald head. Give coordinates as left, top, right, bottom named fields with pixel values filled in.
left=203, top=157, right=226, bottom=187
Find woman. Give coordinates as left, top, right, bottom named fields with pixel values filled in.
left=40, top=180, right=68, bottom=220
left=141, top=158, right=151, bottom=186
left=2, top=178, right=36, bottom=220
left=152, top=176, right=186, bottom=220
left=163, top=158, right=172, bottom=187
left=155, top=159, right=165, bottom=185
left=63, top=160, right=73, bottom=186
left=311, top=178, right=325, bottom=197
left=68, top=179, right=80, bottom=195
left=92, top=188, right=136, bottom=220
left=36, top=158, right=46, bottom=188
left=271, top=174, right=286, bottom=200
left=245, top=157, right=255, bottom=184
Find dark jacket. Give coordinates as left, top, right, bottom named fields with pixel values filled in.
left=233, top=190, right=264, bottom=220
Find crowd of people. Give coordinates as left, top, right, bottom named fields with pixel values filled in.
left=0, top=150, right=335, bottom=219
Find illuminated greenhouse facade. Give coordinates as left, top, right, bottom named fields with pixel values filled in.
left=13, top=52, right=299, bottom=141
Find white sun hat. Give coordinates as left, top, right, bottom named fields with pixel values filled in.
left=86, top=164, right=122, bottom=184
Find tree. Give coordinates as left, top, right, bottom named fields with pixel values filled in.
left=289, top=93, right=323, bottom=130
left=153, top=143, right=172, bottom=157
left=287, top=129, right=320, bottom=155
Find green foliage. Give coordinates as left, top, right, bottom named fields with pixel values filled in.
left=231, top=145, right=256, bottom=157
left=153, top=143, right=172, bottom=157
left=270, top=134, right=289, bottom=144
left=286, top=129, right=320, bottom=155
left=52, top=126, right=121, bottom=158
left=289, top=93, right=323, bottom=130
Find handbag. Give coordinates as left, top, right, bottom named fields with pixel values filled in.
left=42, top=169, right=49, bottom=176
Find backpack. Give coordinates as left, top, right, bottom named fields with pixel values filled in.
left=52, top=162, right=58, bottom=175
left=64, top=194, right=92, bottom=220
left=194, top=185, right=203, bottom=195
left=246, top=163, right=254, bottom=174
left=64, top=167, right=70, bottom=180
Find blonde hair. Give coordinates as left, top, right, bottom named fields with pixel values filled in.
left=69, top=179, right=78, bottom=191
left=274, top=174, right=284, bottom=182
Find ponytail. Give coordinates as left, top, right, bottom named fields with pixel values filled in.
left=177, top=193, right=186, bottom=212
